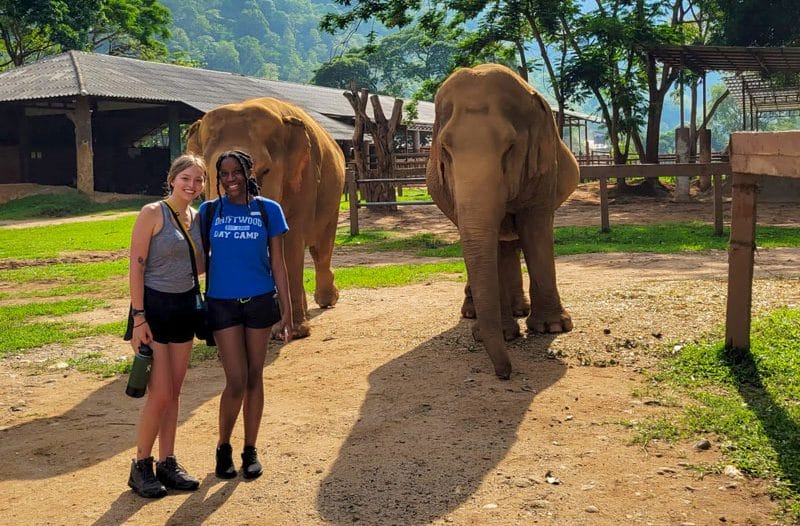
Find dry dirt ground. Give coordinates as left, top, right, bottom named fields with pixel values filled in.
left=0, top=185, right=798, bottom=525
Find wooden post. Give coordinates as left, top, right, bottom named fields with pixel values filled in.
left=713, top=173, right=724, bottom=236
left=347, top=168, right=359, bottom=236
left=698, top=129, right=712, bottom=191
left=674, top=127, right=691, bottom=201
left=599, top=176, right=610, bottom=233
left=168, top=105, right=181, bottom=161
left=69, top=95, right=94, bottom=195
left=724, top=173, right=758, bottom=350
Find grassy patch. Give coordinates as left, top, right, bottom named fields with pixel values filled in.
left=0, top=216, right=136, bottom=259
left=0, top=192, right=150, bottom=220
left=0, top=299, right=107, bottom=356
left=303, top=261, right=466, bottom=291
left=0, top=260, right=128, bottom=285
left=555, top=222, right=800, bottom=255
left=642, top=307, right=800, bottom=519
left=340, top=187, right=432, bottom=211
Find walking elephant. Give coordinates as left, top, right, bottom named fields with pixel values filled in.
left=186, top=97, right=345, bottom=338
left=426, top=64, right=579, bottom=378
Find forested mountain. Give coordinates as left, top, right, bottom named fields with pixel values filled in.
left=160, top=0, right=356, bottom=82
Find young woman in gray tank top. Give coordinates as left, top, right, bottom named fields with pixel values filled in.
left=125, top=154, right=206, bottom=498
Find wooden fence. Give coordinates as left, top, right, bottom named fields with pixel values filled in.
left=346, top=154, right=732, bottom=236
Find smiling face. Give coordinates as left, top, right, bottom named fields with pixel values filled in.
left=218, top=156, right=247, bottom=203
left=166, top=155, right=206, bottom=205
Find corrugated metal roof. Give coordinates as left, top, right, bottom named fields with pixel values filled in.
left=648, top=45, right=800, bottom=75
left=0, top=51, right=434, bottom=140
left=0, top=51, right=599, bottom=137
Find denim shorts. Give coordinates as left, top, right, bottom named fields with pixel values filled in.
left=124, top=286, right=196, bottom=344
left=207, top=291, right=281, bottom=331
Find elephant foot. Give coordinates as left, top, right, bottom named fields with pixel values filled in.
left=526, top=310, right=574, bottom=334
left=314, top=287, right=339, bottom=308
left=512, top=297, right=530, bottom=318
left=272, top=320, right=311, bottom=340
left=460, top=296, right=476, bottom=319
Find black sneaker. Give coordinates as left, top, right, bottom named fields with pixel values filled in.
left=215, top=443, right=236, bottom=479
left=156, top=455, right=199, bottom=491
left=241, top=445, right=263, bottom=479
left=128, top=457, right=167, bottom=498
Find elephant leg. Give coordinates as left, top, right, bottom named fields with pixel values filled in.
left=309, top=215, right=339, bottom=308
left=517, top=211, right=572, bottom=334
left=470, top=241, right=520, bottom=344
left=461, top=282, right=476, bottom=318
left=280, top=227, right=311, bottom=339
left=500, top=241, right=530, bottom=318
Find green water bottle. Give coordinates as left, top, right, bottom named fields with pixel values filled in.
left=126, top=344, right=153, bottom=398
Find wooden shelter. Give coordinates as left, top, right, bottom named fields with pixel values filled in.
left=0, top=51, right=435, bottom=195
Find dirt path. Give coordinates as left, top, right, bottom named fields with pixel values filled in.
left=0, top=187, right=798, bottom=525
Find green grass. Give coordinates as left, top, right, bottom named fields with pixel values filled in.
left=0, top=259, right=128, bottom=285
left=303, top=261, right=466, bottom=291
left=0, top=192, right=151, bottom=221
left=641, top=307, right=800, bottom=520
left=0, top=216, right=136, bottom=259
left=340, top=187, right=432, bottom=211
left=333, top=223, right=800, bottom=260
left=0, top=299, right=107, bottom=356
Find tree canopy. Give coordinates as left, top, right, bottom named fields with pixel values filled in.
left=0, top=0, right=171, bottom=68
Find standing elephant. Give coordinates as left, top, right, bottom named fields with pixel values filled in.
left=426, top=64, right=579, bottom=379
left=186, top=97, right=345, bottom=338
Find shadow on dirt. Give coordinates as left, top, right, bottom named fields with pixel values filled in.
left=316, top=320, right=566, bottom=525
left=89, top=475, right=242, bottom=526
left=0, top=343, right=286, bottom=482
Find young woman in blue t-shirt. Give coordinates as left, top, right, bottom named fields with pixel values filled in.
left=198, top=150, right=293, bottom=480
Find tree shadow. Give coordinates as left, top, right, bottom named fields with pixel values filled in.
left=724, top=347, right=800, bottom=486
left=316, top=320, right=566, bottom=525
left=0, top=341, right=284, bottom=482
left=89, top=475, right=241, bottom=526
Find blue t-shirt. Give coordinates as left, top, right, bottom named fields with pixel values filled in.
left=198, top=196, right=289, bottom=299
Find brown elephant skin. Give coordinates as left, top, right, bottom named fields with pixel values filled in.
left=426, top=64, right=579, bottom=378
left=186, top=97, right=345, bottom=338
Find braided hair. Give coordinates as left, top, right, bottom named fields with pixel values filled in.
left=214, top=150, right=261, bottom=218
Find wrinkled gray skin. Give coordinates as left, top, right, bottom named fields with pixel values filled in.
left=426, top=64, right=579, bottom=379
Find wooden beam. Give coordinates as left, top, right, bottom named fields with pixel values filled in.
left=580, top=162, right=731, bottom=180
left=730, top=131, right=800, bottom=178
left=69, top=96, right=94, bottom=195
left=725, top=173, right=759, bottom=350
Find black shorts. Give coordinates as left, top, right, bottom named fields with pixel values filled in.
left=124, top=287, right=196, bottom=344
left=207, top=291, right=281, bottom=332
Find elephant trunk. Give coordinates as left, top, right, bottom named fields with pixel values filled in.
left=456, top=190, right=512, bottom=379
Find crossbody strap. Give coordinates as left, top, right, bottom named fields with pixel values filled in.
left=200, top=199, right=219, bottom=295
left=162, top=200, right=201, bottom=295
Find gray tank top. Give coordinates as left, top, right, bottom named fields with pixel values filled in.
left=143, top=202, right=202, bottom=294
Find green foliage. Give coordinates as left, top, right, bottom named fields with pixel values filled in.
left=711, top=0, right=800, bottom=47
left=0, top=260, right=129, bottom=284
left=161, top=0, right=342, bottom=81
left=303, top=261, right=466, bottom=291
left=0, top=0, right=172, bottom=68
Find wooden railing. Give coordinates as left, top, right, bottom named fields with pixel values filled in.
left=346, top=154, right=733, bottom=237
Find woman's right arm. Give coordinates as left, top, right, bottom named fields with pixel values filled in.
left=128, top=204, right=159, bottom=351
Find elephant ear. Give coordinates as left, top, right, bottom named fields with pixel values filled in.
left=525, top=92, right=559, bottom=193
left=185, top=120, right=203, bottom=155
left=426, top=105, right=457, bottom=225
left=282, top=116, right=311, bottom=194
